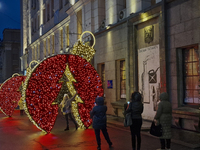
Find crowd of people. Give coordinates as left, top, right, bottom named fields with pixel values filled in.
left=124, top=91, right=172, bottom=150
left=36, top=91, right=172, bottom=150
left=88, top=91, right=172, bottom=150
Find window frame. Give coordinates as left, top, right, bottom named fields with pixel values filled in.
left=77, top=9, right=82, bottom=40
left=182, top=47, right=199, bottom=105
left=52, top=34, right=55, bottom=54
left=101, top=64, right=105, bottom=94
left=116, top=59, right=126, bottom=100
left=120, top=60, right=126, bottom=99
left=60, top=29, right=63, bottom=50
left=66, top=26, right=69, bottom=47
left=177, top=45, right=200, bottom=108
left=43, top=40, right=46, bottom=58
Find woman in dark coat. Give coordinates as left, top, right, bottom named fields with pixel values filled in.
left=154, top=92, right=172, bottom=150
left=125, top=92, right=143, bottom=150
left=90, top=97, right=112, bottom=150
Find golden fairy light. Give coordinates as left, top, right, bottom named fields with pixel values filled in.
left=71, top=31, right=96, bottom=62
left=20, top=60, right=46, bottom=133
left=64, top=64, right=85, bottom=128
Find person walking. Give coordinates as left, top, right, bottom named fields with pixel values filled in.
left=60, top=94, right=78, bottom=131
left=90, top=97, right=112, bottom=150
left=124, top=92, right=143, bottom=150
left=154, top=92, right=172, bottom=150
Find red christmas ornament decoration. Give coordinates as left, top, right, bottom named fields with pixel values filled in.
left=0, top=75, right=26, bottom=117
left=68, top=55, right=103, bottom=128
left=23, top=54, right=103, bottom=133
left=24, top=55, right=67, bottom=133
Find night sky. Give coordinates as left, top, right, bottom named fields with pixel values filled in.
left=0, top=0, right=20, bottom=40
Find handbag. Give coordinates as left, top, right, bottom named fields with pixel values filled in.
left=150, top=121, right=162, bottom=137
left=124, top=112, right=132, bottom=127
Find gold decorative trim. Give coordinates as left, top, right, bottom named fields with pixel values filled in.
left=80, top=31, right=96, bottom=48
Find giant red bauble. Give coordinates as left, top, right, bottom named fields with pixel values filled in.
left=0, top=76, right=26, bottom=117
left=24, top=54, right=103, bottom=133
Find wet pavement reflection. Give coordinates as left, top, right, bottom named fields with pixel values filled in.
left=0, top=110, right=199, bottom=150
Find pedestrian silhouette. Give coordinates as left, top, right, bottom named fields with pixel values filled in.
left=154, top=92, right=172, bottom=150
left=90, top=97, right=112, bottom=150
left=124, top=92, right=143, bottom=150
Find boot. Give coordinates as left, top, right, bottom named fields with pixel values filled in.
left=64, top=126, right=69, bottom=131
left=109, top=142, right=112, bottom=148
left=75, top=124, right=78, bottom=130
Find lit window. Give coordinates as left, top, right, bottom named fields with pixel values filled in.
left=38, top=44, right=40, bottom=60
left=60, top=29, right=63, bottom=50
left=183, top=48, right=200, bottom=104
left=43, top=8, right=46, bottom=24
left=48, top=38, right=50, bottom=55
left=120, top=60, right=126, bottom=99
left=66, top=26, right=69, bottom=47
left=52, top=34, right=55, bottom=54
left=98, top=63, right=105, bottom=97
left=43, top=40, right=46, bottom=57
left=32, top=48, right=34, bottom=60
left=101, top=64, right=105, bottom=93
left=35, top=46, right=37, bottom=60
left=77, top=10, right=82, bottom=40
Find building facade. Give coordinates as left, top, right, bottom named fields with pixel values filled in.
left=166, top=0, right=200, bottom=132
left=0, top=29, right=21, bottom=82
left=21, top=0, right=200, bottom=132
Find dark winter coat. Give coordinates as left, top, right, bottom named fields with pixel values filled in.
left=90, top=97, right=107, bottom=129
left=125, top=100, right=143, bottom=119
left=154, top=92, right=172, bottom=139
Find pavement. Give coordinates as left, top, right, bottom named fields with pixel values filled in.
left=106, top=115, right=200, bottom=150
left=0, top=110, right=200, bottom=150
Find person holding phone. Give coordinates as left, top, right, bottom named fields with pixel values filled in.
left=124, top=92, right=143, bottom=150
left=90, top=97, right=112, bottom=150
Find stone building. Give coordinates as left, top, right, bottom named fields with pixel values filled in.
left=21, top=0, right=200, bottom=132
left=0, top=29, right=21, bottom=82
left=166, top=0, right=200, bottom=132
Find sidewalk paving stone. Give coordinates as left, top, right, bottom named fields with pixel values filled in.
left=106, top=115, right=200, bottom=150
